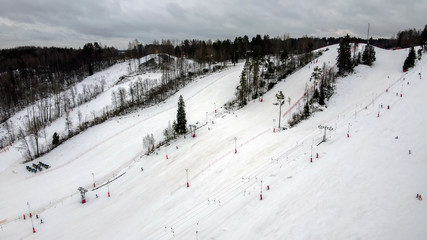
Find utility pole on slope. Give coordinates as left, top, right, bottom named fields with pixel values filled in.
left=186, top=169, right=189, bottom=187
left=92, top=172, right=95, bottom=188
left=318, top=125, right=333, bottom=142
left=27, top=202, right=35, bottom=233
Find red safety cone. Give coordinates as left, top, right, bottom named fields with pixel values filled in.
left=33, top=227, right=36, bottom=233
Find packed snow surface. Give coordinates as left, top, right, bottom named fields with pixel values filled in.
left=0, top=45, right=426, bottom=239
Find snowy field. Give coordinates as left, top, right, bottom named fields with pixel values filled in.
left=0, top=45, right=426, bottom=239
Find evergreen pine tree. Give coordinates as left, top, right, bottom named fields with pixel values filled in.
left=311, top=66, right=322, bottom=82
left=357, top=52, right=362, bottom=65
left=239, top=69, right=247, bottom=107
left=313, top=88, right=320, bottom=100
left=303, top=102, right=310, bottom=119
left=253, top=59, right=259, bottom=99
left=403, top=47, right=416, bottom=71
left=318, top=77, right=326, bottom=106
left=362, top=38, right=376, bottom=66
left=52, top=132, right=59, bottom=146
left=337, top=34, right=352, bottom=75
left=319, top=86, right=325, bottom=105
left=88, top=63, right=93, bottom=76
left=421, top=25, right=427, bottom=52
left=175, top=95, right=187, bottom=134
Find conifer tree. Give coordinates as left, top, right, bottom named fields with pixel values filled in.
left=337, top=34, right=352, bottom=75
left=253, top=59, right=260, bottom=99
left=403, top=47, right=416, bottom=71
left=303, top=102, right=310, bottom=119
left=175, top=95, right=187, bottom=134
left=362, top=38, right=376, bottom=66
left=311, top=66, right=322, bottom=82
left=239, top=69, right=248, bottom=107
left=421, top=25, right=427, bottom=52
left=318, top=85, right=326, bottom=105
left=52, top=132, right=59, bottom=146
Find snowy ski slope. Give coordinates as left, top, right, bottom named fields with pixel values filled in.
left=0, top=45, right=426, bottom=239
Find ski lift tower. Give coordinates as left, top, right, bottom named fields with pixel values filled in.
left=318, top=125, right=333, bottom=142
left=78, top=187, right=88, bottom=204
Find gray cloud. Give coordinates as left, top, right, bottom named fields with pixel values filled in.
left=0, top=0, right=426, bottom=49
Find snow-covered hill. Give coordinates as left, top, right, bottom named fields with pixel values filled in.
left=0, top=45, right=426, bottom=240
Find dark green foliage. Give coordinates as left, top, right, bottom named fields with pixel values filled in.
left=311, top=66, right=322, bottom=81
left=337, top=34, right=353, bottom=75
left=403, top=47, right=416, bottom=71
left=88, top=63, right=93, bottom=76
left=252, top=59, right=260, bottom=99
left=303, top=102, right=310, bottom=119
left=175, top=95, right=187, bottom=134
left=318, top=86, right=326, bottom=105
left=357, top=52, right=362, bottom=65
left=422, top=25, right=427, bottom=51
left=0, top=44, right=118, bottom=123
left=239, top=68, right=248, bottom=107
left=172, top=121, right=178, bottom=135
left=313, top=88, right=320, bottom=100
left=397, top=28, right=421, bottom=48
left=362, top=39, right=376, bottom=66
left=52, top=132, right=59, bottom=146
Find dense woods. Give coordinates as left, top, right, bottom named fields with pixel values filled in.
left=0, top=43, right=119, bottom=122
left=1, top=25, right=426, bottom=159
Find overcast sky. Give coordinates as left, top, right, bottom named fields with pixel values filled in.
left=0, top=0, right=426, bottom=49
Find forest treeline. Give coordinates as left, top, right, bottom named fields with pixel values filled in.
left=1, top=26, right=426, bottom=124
left=0, top=43, right=119, bottom=122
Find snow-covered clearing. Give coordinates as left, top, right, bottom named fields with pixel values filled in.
left=0, top=45, right=426, bottom=239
